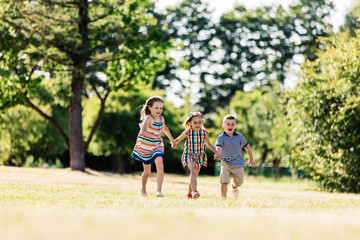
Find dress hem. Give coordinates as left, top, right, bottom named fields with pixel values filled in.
left=132, top=153, right=164, bottom=165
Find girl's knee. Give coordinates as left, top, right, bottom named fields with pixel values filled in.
left=154, top=158, right=164, bottom=171
left=142, top=171, right=150, bottom=178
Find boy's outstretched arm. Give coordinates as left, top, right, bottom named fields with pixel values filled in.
left=244, top=144, right=257, bottom=167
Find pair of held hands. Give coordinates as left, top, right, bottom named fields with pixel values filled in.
left=155, top=131, right=179, bottom=149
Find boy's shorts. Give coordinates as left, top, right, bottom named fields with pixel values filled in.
left=220, top=161, right=244, bottom=186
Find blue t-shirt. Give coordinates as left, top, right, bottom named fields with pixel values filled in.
left=215, top=131, right=248, bottom=166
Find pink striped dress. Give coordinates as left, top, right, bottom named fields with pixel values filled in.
left=131, top=115, right=165, bottom=164
left=181, top=128, right=208, bottom=168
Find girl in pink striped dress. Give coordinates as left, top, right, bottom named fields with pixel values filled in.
left=132, top=96, right=177, bottom=197
left=174, top=112, right=220, bottom=199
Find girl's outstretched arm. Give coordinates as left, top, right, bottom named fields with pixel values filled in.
left=162, top=117, right=177, bottom=149
left=205, top=135, right=221, bottom=159
left=173, top=130, right=188, bottom=149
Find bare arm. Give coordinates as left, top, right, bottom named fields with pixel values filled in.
left=244, top=144, right=257, bottom=167
left=174, top=130, right=187, bottom=145
left=162, top=117, right=177, bottom=149
left=139, top=116, right=160, bottom=139
left=215, top=146, right=222, bottom=161
left=205, top=135, right=221, bottom=159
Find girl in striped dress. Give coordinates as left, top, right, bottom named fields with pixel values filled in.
left=174, top=112, right=220, bottom=199
left=132, top=96, right=177, bottom=197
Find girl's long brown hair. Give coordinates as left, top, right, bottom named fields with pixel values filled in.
left=140, top=96, right=164, bottom=121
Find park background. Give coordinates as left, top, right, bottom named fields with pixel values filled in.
left=0, top=0, right=359, bottom=193
left=0, top=1, right=360, bottom=240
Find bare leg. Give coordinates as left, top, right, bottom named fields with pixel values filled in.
left=141, top=163, right=151, bottom=196
left=154, top=157, right=164, bottom=193
left=221, top=183, right=228, bottom=199
left=187, top=161, right=200, bottom=193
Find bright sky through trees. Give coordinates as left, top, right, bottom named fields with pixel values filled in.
left=156, top=0, right=352, bottom=32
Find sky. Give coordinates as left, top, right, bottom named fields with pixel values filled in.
left=156, top=0, right=353, bottom=32
left=155, top=0, right=354, bottom=106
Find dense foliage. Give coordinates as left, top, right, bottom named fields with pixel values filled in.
left=0, top=0, right=172, bottom=170
left=288, top=31, right=360, bottom=193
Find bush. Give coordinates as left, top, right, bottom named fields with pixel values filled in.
left=287, top=31, right=360, bottom=193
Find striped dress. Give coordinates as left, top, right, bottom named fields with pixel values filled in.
left=131, top=115, right=165, bottom=165
left=181, top=128, right=208, bottom=168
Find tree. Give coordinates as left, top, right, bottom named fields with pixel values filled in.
left=228, top=84, right=293, bottom=179
left=153, top=0, right=217, bottom=103
left=0, top=0, right=172, bottom=171
left=198, top=0, right=333, bottom=113
left=287, top=30, right=360, bottom=193
left=341, top=0, right=360, bottom=36
left=0, top=105, right=67, bottom=166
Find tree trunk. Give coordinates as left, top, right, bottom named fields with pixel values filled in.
left=116, top=154, right=129, bottom=174
left=69, top=0, right=88, bottom=171
left=273, top=158, right=280, bottom=181
left=69, top=69, right=85, bottom=171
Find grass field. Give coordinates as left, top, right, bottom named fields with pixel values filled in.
left=0, top=166, right=359, bottom=240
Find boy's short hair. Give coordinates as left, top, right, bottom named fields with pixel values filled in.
left=222, top=114, right=236, bottom=124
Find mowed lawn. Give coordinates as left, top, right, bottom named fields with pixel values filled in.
left=0, top=166, right=359, bottom=240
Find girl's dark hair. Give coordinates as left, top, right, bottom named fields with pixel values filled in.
left=140, top=96, right=164, bottom=121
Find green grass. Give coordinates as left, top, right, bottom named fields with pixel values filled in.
left=0, top=166, right=359, bottom=240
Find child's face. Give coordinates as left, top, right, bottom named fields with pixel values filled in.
left=190, top=116, right=203, bottom=132
left=149, top=101, right=163, bottom=118
left=222, top=119, right=236, bottom=135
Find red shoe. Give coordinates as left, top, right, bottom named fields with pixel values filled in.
left=192, top=191, right=200, bottom=199
left=186, top=193, right=192, bottom=199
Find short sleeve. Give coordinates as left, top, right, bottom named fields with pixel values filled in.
left=240, top=134, right=248, bottom=148
left=203, top=129, right=208, bottom=136
left=215, top=135, right=223, bottom=147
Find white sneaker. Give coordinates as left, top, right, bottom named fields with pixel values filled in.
left=156, top=191, right=164, bottom=197
left=231, top=182, right=239, bottom=197
left=221, top=196, right=227, bottom=201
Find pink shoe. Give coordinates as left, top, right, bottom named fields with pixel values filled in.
left=192, top=191, right=200, bottom=199
left=186, top=193, right=192, bottom=199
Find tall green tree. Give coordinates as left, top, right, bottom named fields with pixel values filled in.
left=0, top=0, right=171, bottom=171
left=342, top=0, right=360, bottom=36
left=153, top=0, right=217, bottom=99
left=199, top=0, right=333, bottom=113
left=288, top=31, right=360, bottom=193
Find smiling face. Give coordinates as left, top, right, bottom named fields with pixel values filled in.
left=190, top=116, right=203, bottom=132
left=222, top=118, right=236, bottom=136
left=149, top=101, right=163, bottom=119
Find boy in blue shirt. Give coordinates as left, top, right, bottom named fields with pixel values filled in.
left=215, top=114, right=257, bottom=200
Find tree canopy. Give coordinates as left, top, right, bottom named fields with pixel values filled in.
left=0, top=0, right=172, bottom=170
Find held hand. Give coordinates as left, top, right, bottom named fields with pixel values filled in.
left=248, top=160, right=258, bottom=168
left=171, top=141, right=178, bottom=150
left=214, top=152, right=221, bottom=161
